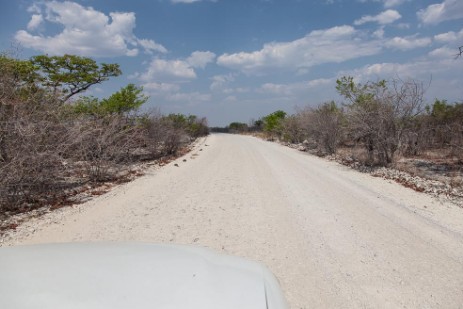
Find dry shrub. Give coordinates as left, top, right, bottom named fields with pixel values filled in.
left=0, top=74, right=205, bottom=217
left=0, top=92, right=71, bottom=210
left=67, top=115, right=142, bottom=182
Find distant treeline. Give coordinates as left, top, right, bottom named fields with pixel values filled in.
left=226, top=77, right=463, bottom=167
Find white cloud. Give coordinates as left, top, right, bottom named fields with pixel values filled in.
left=140, top=58, right=197, bottom=81
left=351, top=61, right=462, bottom=101
left=137, top=39, right=168, bottom=54
left=385, top=36, right=432, bottom=50
left=259, top=78, right=333, bottom=96
left=210, top=74, right=235, bottom=91
left=373, top=27, right=385, bottom=39
left=396, top=23, right=410, bottom=29
left=217, top=25, right=382, bottom=74
left=259, top=83, right=295, bottom=96
left=168, top=92, right=211, bottom=103
left=27, top=14, right=43, bottom=31
left=15, top=1, right=166, bottom=57
left=27, top=3, right=41, bottom=14
left=143, top=82, right=181, bottom=93
left=222, top=87, right=250, bottom=95
left=383, top=0, right=408, bottom=8
left=187, top=51, right=216, bottom=68
left=434, top=28, right=463, bottom=43
left=343, top=57, right=459, bottom=82
left=428, top=46, right=456, bottom=58
left=307, top=78, right=334, bottom=88
left=354, top=9, right=401, bottom=25
left=137, top=50, right=214, bottom=82
left=417, top=0, right=463, bottom=25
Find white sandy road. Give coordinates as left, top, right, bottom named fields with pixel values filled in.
left=2, top=134, right=463, bottom=308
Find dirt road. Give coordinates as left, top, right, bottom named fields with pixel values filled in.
left=3, top=134, right=463, bottom=308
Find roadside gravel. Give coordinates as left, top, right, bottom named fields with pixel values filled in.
left=2, top=134, right=463, bottom=308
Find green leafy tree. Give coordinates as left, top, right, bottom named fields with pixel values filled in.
left=165, top=113, right=188, bottom=129
left=72, top=96, right=101, bottom=116
left=73, top=84, right=148, bottom=116
left=163, top=113, right=208, bottom=137
left=228, top=122, right=248, bottom=133
left=186, top=115, right=209, bottom=137
left=0, top=55, right=41, bottom=99
left=263, top=110, right=286, bottom=138
left=251, top=119, right=264, bottom=131
left=100, top=84, right=148, bottom=114
left=31, top=54, right=121, bottom=101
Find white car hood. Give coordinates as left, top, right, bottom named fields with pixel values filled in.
left=0, top=242, right=288, bottom=309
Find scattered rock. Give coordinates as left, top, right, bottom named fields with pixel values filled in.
left=278, top=140, right=463, bottom=206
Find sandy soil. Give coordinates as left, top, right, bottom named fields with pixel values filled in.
left=2, top=134, right=463, bottom=308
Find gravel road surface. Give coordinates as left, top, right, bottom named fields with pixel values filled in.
left=3, top=134, right=463, bottom=308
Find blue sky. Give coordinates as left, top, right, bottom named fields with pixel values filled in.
left=1, top=0, right=462, bottom=126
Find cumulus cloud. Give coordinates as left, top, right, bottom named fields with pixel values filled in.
left=217, top=25, right=382, bottom=74
left=385, top=36, right=432, bottom=50
left=137, top=50, right=214, bottom=83
left=259, top=78, right=333, bottom=96
left=210, top=74, right=235, bottom=91
left=417, top=0, right=463, bottom=25
left=139, top=58, right=197, bottom=81
left=137, top=39, right=168, bottom=54
left=354, top=9, right=401, bottom=25
left=27, top=14, right=43, bottom=31
left=342, top=56, right=459, bottom=82
left=383, top=0, right=408, bottom=8
left=396, top=23, right=410, bottom=29
left=428, top=46, right=456, bottom=58
left=434, top=28, right=463, bottom=43
left=373, top=27, right=385, bottom=39
left=15, top=1, right=167, bottom=57
left=143, top=82, right=181, bottom=93
left=168, top=92, right=211, bottom=103
left=187, top=51, right=216, bottom=68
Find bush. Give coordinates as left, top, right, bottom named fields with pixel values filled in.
left=336, top=76, right=424, bottom=165
left=0, top=53, right=208, bottom=216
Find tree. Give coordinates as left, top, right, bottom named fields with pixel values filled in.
left=31, top=54, right=121, bottom=101
left=0, top=55, right=40, bottom=100
left=228, top=122, right=248, bottom=133
left=336, top=76, right=424, bottom=165
left=186, top=115, right=209, bottom=138
left=281, top=115, right=305, bottom=143
left=73, top=84, right=148, bottom=116
left=249, top=119, right=264, bottom=132
left=424, top=100, right=463, bottom=155
left=263, top=110, right=286, bottom=139
left=310, top=101, right=344, bottom=154
left=100, top=84, right=148, bottom=114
